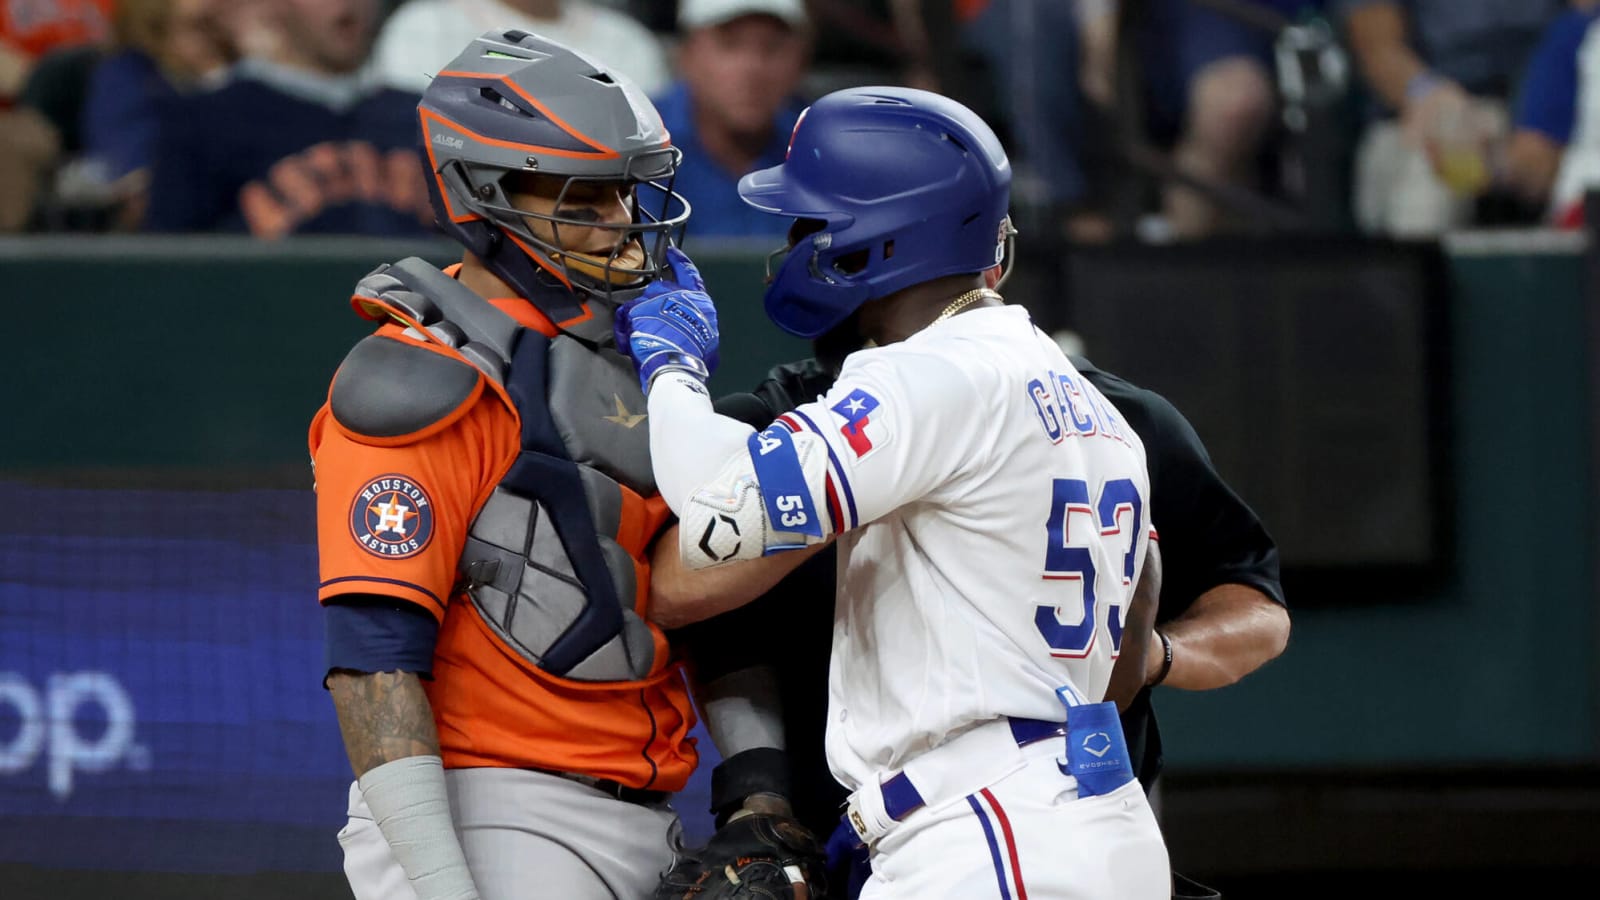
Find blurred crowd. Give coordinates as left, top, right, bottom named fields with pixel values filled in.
left=2, top=0, right=1598, bottom=242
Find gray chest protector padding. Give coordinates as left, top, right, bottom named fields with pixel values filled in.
left=345, top=258, right=659, bottom=682
left=546, top=337, right=655, bottom=493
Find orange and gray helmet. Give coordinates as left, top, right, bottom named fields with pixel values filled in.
left=418, top=29, right=690, bottom=320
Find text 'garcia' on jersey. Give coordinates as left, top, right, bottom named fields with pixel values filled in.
left=1027, top=369, right=1129, bottom=445
left=348, top=474, right=435, bottom=558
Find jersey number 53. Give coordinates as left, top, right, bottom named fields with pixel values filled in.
left=1036, top=477, right=1143, bottom=658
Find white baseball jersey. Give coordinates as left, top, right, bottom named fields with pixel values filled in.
left=771, top=306, right=1154, bottom=793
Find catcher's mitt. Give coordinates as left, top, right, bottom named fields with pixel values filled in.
left=655, top=813, right=828, bottom=900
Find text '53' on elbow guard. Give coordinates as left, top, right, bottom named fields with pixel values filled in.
left=679, top=424, right=832, bottom=569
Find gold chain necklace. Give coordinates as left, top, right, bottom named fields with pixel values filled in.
left=934, top=288, right=1001, bottom=324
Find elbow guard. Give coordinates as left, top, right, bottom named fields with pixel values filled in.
left=679, top=425, right=832, bottom=569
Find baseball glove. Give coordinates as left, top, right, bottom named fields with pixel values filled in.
left=654, top=813, right=828, bottom=900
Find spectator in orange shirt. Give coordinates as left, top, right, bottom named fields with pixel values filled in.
left=0, top=0, right=111, bottom=103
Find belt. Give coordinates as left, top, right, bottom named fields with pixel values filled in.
left=879, top=718, right=1067, bottom=822
left=534, top=768, right=671, bottom=806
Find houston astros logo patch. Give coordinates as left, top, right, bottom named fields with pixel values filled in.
left=350, top=475, right=435, bottom=558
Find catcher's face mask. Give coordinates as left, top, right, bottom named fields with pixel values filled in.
left=501, top=172, right=656, bottom=285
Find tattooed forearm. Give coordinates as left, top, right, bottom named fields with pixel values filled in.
left=327, top=669, right=440, bottom=778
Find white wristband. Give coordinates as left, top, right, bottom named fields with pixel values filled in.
left=703, top=665, right=788, bottom=757
left=358, top=756, right=480, bottom=900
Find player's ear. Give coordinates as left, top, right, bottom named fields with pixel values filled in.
left=983, top=264, right=1002, bottom=290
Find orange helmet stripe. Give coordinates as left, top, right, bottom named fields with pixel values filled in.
left=433, top=70, right=623, bottom=160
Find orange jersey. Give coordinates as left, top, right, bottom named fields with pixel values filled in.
left=0, top=0, right=111, bottom=59
left=955, top=0, right=991, bottom=24
left=310, top=285, right=697, bottom=791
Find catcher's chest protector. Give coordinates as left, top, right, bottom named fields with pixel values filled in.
left=349, top=258, right=661, bottom=682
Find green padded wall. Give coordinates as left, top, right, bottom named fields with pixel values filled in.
left=0, top=237, right=806, bottom=472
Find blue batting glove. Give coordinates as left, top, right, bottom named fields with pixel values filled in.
left=616, top=247, right=720, bottom=392
left=825, top=817, right=871, bottom=897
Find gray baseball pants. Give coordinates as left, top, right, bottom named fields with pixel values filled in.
left=338, top=767, right=682, bottom=899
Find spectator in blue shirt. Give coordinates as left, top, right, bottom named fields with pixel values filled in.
left=1505, top=5, right=1600, bottom=224
left=84, top=0, right=233, bottom=178
left=651, top=0, right=809, bottom=242
left=142, top=0, right=433, bottom=238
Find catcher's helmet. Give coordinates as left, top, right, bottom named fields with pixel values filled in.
left=418, top=30, right=689, bottom=313
left=737, top=86, right=1012, bottom=339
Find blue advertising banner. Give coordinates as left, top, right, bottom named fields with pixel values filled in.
left=0, top=481, right=716, bottom=873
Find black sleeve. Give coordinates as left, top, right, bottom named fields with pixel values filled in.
left=711, top=358, right=835, bottom=430
left=754, top=358, right=837, bottom=412
left=713, top=390, right=777, bottom=430
left=1088, top=371, right=1286, bottom=622
left=323, top=594, right=440, bottom=684
left=1143, top=391, right=1285, bottom=620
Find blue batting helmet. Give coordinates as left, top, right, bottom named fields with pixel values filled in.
left=737, top=87, right=1011, bottom=339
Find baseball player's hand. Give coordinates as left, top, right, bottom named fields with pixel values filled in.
left=653, top=808, right=827, bottom=900
left=824, top=817, right=870, bottom=895
left=616, top=246, right=720, bottom=392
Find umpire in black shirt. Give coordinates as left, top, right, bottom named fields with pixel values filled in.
left=682, top=354, right=1290, bottom=897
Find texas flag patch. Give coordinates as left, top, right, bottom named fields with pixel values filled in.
left=830, top=388, right=883, bottom=458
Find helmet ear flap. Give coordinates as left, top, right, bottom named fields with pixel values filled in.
left=435, top=158, right=482, bottom=222
left=439, top=160, right=522, bottom=264
left=764, top=236, right=874, bottom=339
